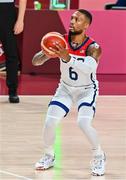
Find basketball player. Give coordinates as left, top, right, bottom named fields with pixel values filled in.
left=0, top=0, right=27, bottom=103
left=32, top=9, right=106, bottom=176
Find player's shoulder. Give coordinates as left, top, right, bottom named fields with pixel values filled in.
left=87, top=36, right=100, bottom=48
left=87, top=36, right=101, bottom=50
left=86, top=37, right=102, bottom=62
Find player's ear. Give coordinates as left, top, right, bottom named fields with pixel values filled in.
left=84, top=22, right=90, bottom=30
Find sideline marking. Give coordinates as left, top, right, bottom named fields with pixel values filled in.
left=0, top=170, right=33, bottom=180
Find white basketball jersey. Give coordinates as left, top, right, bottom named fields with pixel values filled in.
left=60, top=34, right=99, bottom=88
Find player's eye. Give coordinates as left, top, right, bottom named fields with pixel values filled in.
left=75, top=17, right=78, bottom=22
left=71, top=16, right=74, bottom=20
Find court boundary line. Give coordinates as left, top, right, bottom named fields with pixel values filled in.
left=0, top=170, right=33, bottom=180
left=0, top=95, right=126, bottom=98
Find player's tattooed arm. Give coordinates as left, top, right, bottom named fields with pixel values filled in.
left=32, top=50, right=50, bottom=66
left=86, top=43, right=102, bottom=63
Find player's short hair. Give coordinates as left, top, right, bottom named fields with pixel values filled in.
left=77, top=9, right=92, bottom=25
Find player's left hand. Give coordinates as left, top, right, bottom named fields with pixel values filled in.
left=13, top=19, right=24, bottom=35
left=49, top=43, right=71, bottom=62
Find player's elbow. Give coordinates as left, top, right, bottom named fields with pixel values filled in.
left=32, top=54, right=38, bottom=66
left=32, top=51, right=44, bottom=66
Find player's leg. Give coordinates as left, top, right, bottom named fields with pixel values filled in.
left=77, top=89, right=106, bottom=176
left=77, top=105, right=100, bottom=149
left=43, top=105, right=67, bottom=156
left=35, top=105, right=66, bottom=170
left=35, top=84, right=73, bottom=170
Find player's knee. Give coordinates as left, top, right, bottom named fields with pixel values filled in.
left=77, top=115, right=91, bottom=130
left=44, top=105, right=66, bottom=128
left=77, top=106, right=94, bottom=130
left=77, top=106, right=94, bottom=131
left=44, top=115, right=59, bottom=129
left=78, top=106, right=94, bottom=119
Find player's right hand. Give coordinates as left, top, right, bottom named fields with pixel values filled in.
left=43, top=49, right=58, bottom=59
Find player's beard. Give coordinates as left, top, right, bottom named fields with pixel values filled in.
left=69, top=29, right=83, bottom=35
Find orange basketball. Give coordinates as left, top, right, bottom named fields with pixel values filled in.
left=41, top=32, right=67, bottom=55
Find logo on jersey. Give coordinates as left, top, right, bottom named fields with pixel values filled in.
left=80, top=49, right=85, bottom=54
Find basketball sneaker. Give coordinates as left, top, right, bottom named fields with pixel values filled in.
left=90, top=151, right=106, bottom=176
left=35, top=154, right=55, bottom=170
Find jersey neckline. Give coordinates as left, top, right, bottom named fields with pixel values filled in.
left=68, top=33, right=90, bottom=51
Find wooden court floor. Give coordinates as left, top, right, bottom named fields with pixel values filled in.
left=0, top=96, right=126, bottom=180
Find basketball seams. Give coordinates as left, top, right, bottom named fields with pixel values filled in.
left=41, top=32, right=68, bottom=54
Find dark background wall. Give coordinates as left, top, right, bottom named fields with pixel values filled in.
left=18, top=10, right=126, bottom=75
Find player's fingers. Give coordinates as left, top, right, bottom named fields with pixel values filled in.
left=49, top=47, right=56, bottom=52
left=55, top=43, right=63, bottom=50
left=48, top=47, right=60, bottom=57
left=49, top=47, right=60, bottom=55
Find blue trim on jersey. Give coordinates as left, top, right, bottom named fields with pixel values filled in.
left=68, top=33, right=90, bottom=51
left=48, top=101, right=69, bottom=117
left=78, top=89, right=97, bottom=111
left=93, top=106, right=96, bottom=113
left=92, top=106, right=96, bottom=117
left=85, top=41, right=95, bottom=56
left=90, top=73, right=96, bottom=89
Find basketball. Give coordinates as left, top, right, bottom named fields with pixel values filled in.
left=41, top=32, right=67, bottom=55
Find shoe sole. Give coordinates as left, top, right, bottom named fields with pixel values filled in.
left=36, top=165, right=54, bottom=171
left=9, top=99, right=20, bottom=103
left=92, top=172, right=104, bottom=176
